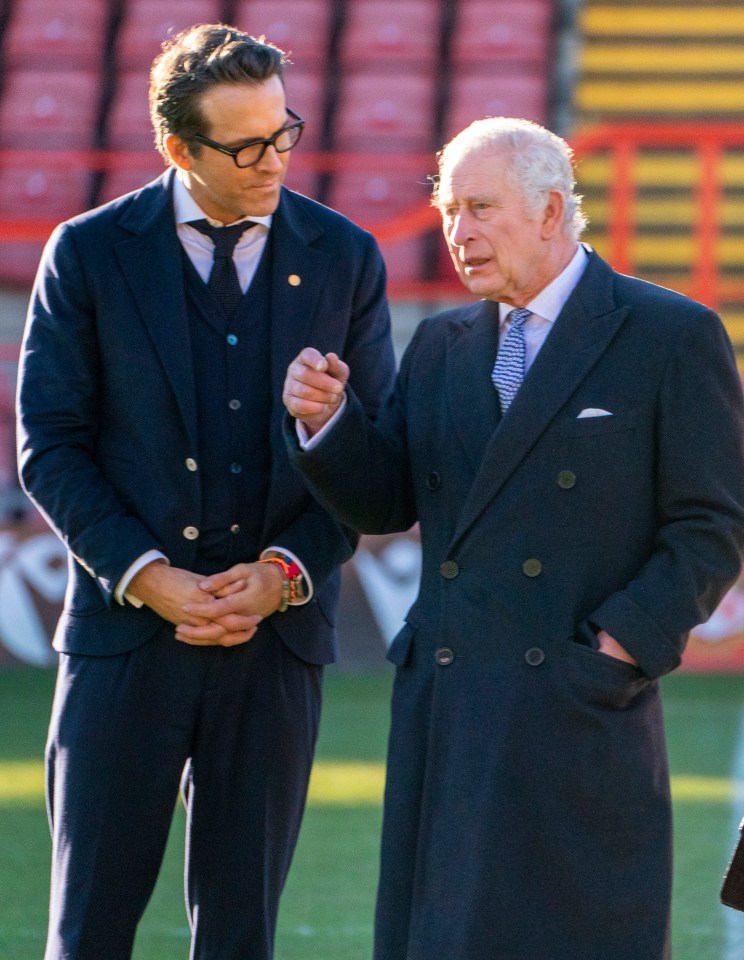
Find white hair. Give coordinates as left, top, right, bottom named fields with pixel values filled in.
left=434, top=117, right=588, bottom=240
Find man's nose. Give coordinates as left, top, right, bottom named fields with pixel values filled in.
left=448, top=212, right=475, bottom=247
left=256, top=144, right=285, bottom=173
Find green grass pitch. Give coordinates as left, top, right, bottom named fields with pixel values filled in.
left=1, top=667, right=743, bottom=959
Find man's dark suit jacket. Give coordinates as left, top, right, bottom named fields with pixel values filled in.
left=288, top=249, right=744, bottom=960
left=16, top=169, right=396, bottom=665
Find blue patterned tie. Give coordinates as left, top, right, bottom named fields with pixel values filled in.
left=491, top=308, right=531, bottom=412
left=188, top=219, right=256, bottom=316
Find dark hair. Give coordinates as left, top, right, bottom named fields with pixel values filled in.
left=149, top=23, right=288, bottom=161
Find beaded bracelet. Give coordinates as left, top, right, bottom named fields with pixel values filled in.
left=258, top=556, right=303, bottom=612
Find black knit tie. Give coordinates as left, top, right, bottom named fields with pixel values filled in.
left=188, top=219, right=256, bottom=316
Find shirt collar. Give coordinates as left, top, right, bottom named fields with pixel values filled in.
left=498, top=243, right=589, bottom=325
left=173, top=170, right=273, bottom=230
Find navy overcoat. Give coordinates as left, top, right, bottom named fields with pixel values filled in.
left=289, top=249, right=744, bottom=960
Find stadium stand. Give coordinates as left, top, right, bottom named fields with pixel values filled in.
left=574, top=0, right=744, bottom=358
left=0, top=0, right=557, bottom=288
left=4, top=0, right=110, bottom=68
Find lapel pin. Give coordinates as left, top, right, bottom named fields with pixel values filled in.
left=288, top=274, right=301, bottom=286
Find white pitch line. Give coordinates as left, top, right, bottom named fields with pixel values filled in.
left=723, top=708, right=744, bottom=960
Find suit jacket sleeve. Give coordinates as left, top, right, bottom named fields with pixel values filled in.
left=590, top=308, right=744, bottom=677
left=17, top=223, right=164, bottom=603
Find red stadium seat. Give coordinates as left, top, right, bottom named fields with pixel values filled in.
left=232, top=1, right=333, bottom=64
left=452, top=0, right=552, bottom=65
left=328, top=169, right=430, bottom=281
left=0, top=70, right=99, bottom=149
left=335, top=74, right=435, bottom=153
left=107, top=71, right=156, bottom=153
left=99, top=163, right=167, bottom=205
left=281, top=69, right=325, bottom=152
left=4, top=0, right=109, bottom=68
left=117, top=0, right=222, bottom=68
left=0, top=166, right=91, bottom=284
left=0, top=166, right=90, bottom=220
left=444, top=72, right=548, bottom=141
left=340, top=1, right=440, bottom=69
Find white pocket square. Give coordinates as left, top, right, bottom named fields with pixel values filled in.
left=576, top=408, right=613, bottom=419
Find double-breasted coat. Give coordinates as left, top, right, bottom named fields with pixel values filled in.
left=288, top=249, right=744, bottom=960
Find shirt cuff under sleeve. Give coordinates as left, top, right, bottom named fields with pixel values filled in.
left=116, top=550, right=170, bottom=607
left=296, top=395, right=347, bottom=450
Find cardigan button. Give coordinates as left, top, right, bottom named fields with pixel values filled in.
left=183, top=526, right=200, bottom=540
left=557, top=470, right=577, bottom=489
left=440, top=560, right=459, bottom=579
left=426, top=472, right=442, bottom=491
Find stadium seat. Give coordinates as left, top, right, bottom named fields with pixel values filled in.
left=99, top=163, right=166, bottom=205
left=232, top=1, right=333, bottom=64
left=328, top=169, right=430, bottom=281
left=280, top=69, right=326, bottom=152
left=0, top=167, right=91, bottom=284
left=340, top=1, right=440, bottom=69
left=0, top=70, right=100, bottom=149
left=117, top=0, right=222, bottom=68
left=0, top=166, right=90, bottom=220
left=451, top=0, right=552, bottom=65
left=335, top=74, right=435, bottom=153
left=106, top=70, right=157, bottom=153
left=4, top=0, right=109, bottom=68
left=444, top=72, right=548, bottom=141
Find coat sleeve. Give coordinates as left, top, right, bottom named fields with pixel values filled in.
left=285, top=320, right=425, bottom=537
left=590, top=309, right=744, bottom=678
left=16, top=223, right=164, bottom=603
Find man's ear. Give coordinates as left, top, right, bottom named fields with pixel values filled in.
left=541, top=189, right=566, bottom=240
left=164, top=133, right=192, bottom=171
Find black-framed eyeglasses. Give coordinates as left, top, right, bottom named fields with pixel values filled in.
left=193, top=109, right=305, bottom=168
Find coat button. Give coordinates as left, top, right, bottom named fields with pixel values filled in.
left=522, top=558, right=543, bottom=577
left=557, top=470, right=576, bottom=489
left=525, top=647, right=545, bottom=666
left=230, top=524, right=240, bottom=534
left=228, top=399, right=242, bottom=411
left=440, top=560, right=459, bottom=579
left=426, top=472, right=442, bottom=491
left=226, top=334, right=238, bottom=346
left=183, top=526, right=200, bottom=540
left=185, top=458, right=198, bottom=472
left=435, top=647, right=454, bottom=665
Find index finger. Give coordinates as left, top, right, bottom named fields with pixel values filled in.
left=295, top=347, right=329, bottom=373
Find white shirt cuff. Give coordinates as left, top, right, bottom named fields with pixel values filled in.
left=116, top=550, right=170, bottom=607
left=259, top=546, right=312, bottom=604
left=296, top=396, right=347, bottom=450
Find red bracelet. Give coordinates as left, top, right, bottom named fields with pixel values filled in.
left=258, top=557, right=304, bottom=611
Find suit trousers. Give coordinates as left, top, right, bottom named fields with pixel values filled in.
left=43, top=620, right=322, bottom=960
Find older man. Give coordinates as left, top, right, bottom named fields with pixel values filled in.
left=282, top=117, right=744, bottom=960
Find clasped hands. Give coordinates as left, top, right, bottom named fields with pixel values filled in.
left=129, top=558, right=285, bottom=647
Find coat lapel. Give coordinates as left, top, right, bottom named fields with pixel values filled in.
left=449, top=252, right=630, bottom=552
left=268, top=189, right=333, bottom=402
left=445, top=300, right=502, bottom=474
left=113, top=171, right=197, bottom=445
